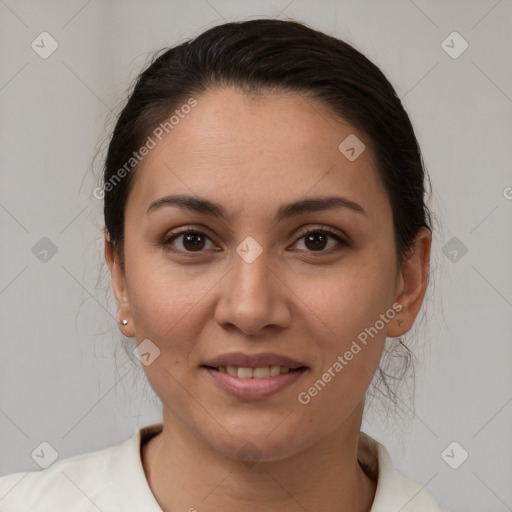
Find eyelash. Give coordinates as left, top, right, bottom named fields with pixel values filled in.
left=162, top=225, right=349, bottom=256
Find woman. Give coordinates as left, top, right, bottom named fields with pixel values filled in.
left=0, top=18, right=442, bottom=511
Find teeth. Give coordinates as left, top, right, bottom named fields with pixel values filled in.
left=253, top=367, right=270, bottom=378
left=219, top=365, right=295, bottom=378
left=226, top=365, right=238, bottom=377
left=270, top=365, right=281, bottom=377
left=238, top=367, right=253, bottom=378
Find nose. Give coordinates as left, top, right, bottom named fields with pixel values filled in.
left=213, top=244, right=291, bottom=336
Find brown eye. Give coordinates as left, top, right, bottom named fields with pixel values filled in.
left=181, top=232, right=206, bottom=251
left=292, top=228, right=348, bottom=253
left=164, top=230, right=215, bottom=252
left=304, top=232, right=328, bottom=251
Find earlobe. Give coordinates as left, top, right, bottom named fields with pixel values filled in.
left=104, top=233, right=135, bottom=338
left=387, top=227, right=431, bottom=338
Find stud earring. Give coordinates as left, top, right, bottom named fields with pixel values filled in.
left=121, top=319, right=128, bottom=326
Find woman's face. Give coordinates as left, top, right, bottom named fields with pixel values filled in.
left=108, top=87, right=428, bottom=461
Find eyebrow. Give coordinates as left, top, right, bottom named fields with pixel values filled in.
left=146, top=193, right=367, bottom=221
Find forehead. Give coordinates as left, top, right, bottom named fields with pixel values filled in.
left=126, top=87, right=390, bottom=223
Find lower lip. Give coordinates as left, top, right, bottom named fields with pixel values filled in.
left=202, top=367, right=307, bottom=400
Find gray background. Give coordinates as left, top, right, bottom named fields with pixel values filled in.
left=1, top=1, right=511, bottom=511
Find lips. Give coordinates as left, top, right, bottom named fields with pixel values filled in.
left=201, top=352, right=308, bottom=399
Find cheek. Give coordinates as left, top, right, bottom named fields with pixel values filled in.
left=300, top=277, right=389, bottom=394
left=292, top=253, right=396, bottom=403
left=125, top=246, right=216, bottom=341
left=293, top=283, right=390, bottom=439
left=298, top=255, right=397, bottom=350
left=124, top=254, right=217, bottom=402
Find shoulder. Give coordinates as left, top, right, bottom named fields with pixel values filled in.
left=0, top=442, right=122, bottom=511
left=0, top=424, right=163, bottom=512
left=358, top=432, right=445, bottom=512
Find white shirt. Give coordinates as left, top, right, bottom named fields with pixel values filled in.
left=0, top=423, right=443, bottom=511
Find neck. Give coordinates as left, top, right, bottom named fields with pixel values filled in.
left=142, top=405, right=377, bottom=512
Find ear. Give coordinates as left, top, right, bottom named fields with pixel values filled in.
left=104, top=233, right=135, bottom=338
left=387, top=227, right=431, bottom=338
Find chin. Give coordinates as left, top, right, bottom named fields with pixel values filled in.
left=196, top=416, right=313, bottom=464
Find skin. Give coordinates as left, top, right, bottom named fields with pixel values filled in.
left=105, top=87, right=431, bottom=512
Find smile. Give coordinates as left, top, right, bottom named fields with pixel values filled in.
left=214, top=365, right=294, bottom=378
